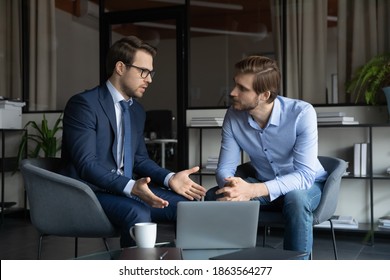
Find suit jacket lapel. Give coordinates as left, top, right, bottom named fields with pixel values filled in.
left=98, top=85, right=119, bottom=165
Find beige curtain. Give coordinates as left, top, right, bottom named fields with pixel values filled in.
left=270, top=0, right=283, bottom=92
left=28, top=0, right=57, bottom=111
left=338, top=0, right=390, bottom=103
left=0, top=0, right=22, bottom=100
left=272, top=0, right=328, bottom=104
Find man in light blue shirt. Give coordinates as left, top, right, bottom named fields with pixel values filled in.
left=206, top=56, right=328, bottom=259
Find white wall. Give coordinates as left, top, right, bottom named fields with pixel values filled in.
left=56, top=9, right=100, bottom=110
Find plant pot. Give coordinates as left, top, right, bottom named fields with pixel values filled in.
left=383, top=86, right=390, bottom=122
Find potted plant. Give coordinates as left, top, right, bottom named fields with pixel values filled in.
left=16, top=113, right=63, bottom=166
left=346, top=53, right=390, bottom=106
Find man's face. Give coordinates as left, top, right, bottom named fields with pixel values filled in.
left=119, top=50, right=154, bottom=99
left=229, top=73, right=260, bottom=111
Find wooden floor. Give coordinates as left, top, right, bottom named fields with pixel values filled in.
left=1, top=214, right=390, bottom=260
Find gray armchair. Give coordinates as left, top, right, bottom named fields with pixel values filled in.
left=234, top=156, right=347, bottom=260
left=20, top=158, right=120, bottom=259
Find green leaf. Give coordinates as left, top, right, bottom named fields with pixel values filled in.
left=15, top=113, right=63, bottom=172
left=346, top=53, right=390, bottom=105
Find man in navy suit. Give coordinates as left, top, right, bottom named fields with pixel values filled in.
left=61, top=36, right=206, bottom=247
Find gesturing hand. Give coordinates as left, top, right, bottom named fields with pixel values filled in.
left=131, top=177, right=169, bottom=208
left=169, top=166, right=206, bottom=200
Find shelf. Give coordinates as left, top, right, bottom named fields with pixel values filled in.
left=0, top=201, right=16, bottom=210
left=342, top=174, right=390, bottom=179
left=342, top=175, right=370, bottom=179
left=372, top=174, right=390, bottom=179
left=318, top=123, right=390, bottom=128
left=1, top=129, right=27, bottom=224
left=0, top=202, right=24, bottom=217
left=198, top=169, right=217, bottom=175
left=187, top=126, right=222, bottom=129
left=314, top=222, right=390, bottom=233
left=319, top=123, right=390, bottom=245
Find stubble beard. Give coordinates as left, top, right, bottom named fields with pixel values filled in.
left=120, top=81, right=142, bottom=99
left=231, top=97, right=259, bottom=112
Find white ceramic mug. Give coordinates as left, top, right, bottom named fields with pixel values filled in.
left=129, top=222, right=157, bottom=248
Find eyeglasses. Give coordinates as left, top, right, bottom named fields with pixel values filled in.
left=125, top=63, right=155, bottom=79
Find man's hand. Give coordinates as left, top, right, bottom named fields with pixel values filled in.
left=169, top=166, right=206, bottom=200
left=215, top=176, right=268, bottom=201
left=131, top=177, right=169, bottom=208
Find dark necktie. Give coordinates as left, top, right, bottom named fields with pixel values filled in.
left=120, top=100, right=133, bottom=177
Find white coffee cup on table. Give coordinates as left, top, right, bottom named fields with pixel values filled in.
left=129, top=222, right=157, bottom=248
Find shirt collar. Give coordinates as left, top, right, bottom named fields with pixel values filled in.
left=106, top=80, right=133, bottom=106
left=246, top=97, right=281, bottom=129
left=268, top=97, right=281, bottom=127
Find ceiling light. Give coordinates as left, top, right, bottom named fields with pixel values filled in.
left=134, top=22, right=267, bottom=39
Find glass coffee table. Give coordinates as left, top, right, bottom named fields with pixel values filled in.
left=76, top=242, right=307, bottom=260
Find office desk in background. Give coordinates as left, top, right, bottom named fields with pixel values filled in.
left=145, top=139, right=177, bottom=168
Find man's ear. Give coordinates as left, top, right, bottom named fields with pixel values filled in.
left=260, top=91, right=271, bottom=101
left=115, top=61, right=126, bottom=76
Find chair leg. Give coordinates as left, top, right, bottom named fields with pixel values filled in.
left=103, top=238, right=111, bottom=251
left=38, top=234, right=44, bottom=260
left=74, top=237, right=78, bottom=258
left=103, top=238, right=116, bottom=259
left=262, top=226, right=268, bottom=247
left=329, top=220, right=338, bottom=260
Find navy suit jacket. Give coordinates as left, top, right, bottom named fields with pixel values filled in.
left=61, top=84, right=170, bottom=194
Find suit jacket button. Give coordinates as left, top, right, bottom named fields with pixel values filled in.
left=111, top=169, right=116, bottom=173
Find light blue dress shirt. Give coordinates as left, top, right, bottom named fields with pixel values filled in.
left=216, top=96, right=328, bottom=201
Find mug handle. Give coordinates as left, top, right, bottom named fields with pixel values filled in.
left=129, top=226, right=136, bottom=240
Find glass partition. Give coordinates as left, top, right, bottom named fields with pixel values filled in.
left=188, top=0, right=274, bottom=107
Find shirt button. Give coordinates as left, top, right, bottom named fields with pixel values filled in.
left=264, top=148, right=267, bottom=152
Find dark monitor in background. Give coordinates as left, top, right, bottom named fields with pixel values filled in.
left=144, top=110, right=173, bottom=139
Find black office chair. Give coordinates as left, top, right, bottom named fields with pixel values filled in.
left=20, top=158, right=120, bottom=259
left=208, top=156, right=347, bottom=260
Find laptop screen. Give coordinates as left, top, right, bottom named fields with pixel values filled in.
left=175, top=201, right=260, bottom=250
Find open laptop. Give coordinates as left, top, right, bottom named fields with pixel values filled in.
left=175, top=201, right=260, bottom=259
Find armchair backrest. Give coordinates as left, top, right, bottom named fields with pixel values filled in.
left=20, top=158, right=118, bottom=238
left=313, top=156, right=348, bottom=224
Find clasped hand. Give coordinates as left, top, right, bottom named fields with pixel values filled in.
left=215, top=177, right=257, bottom=201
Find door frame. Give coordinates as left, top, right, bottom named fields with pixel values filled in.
left=99, top=4, right=190, bottom=170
